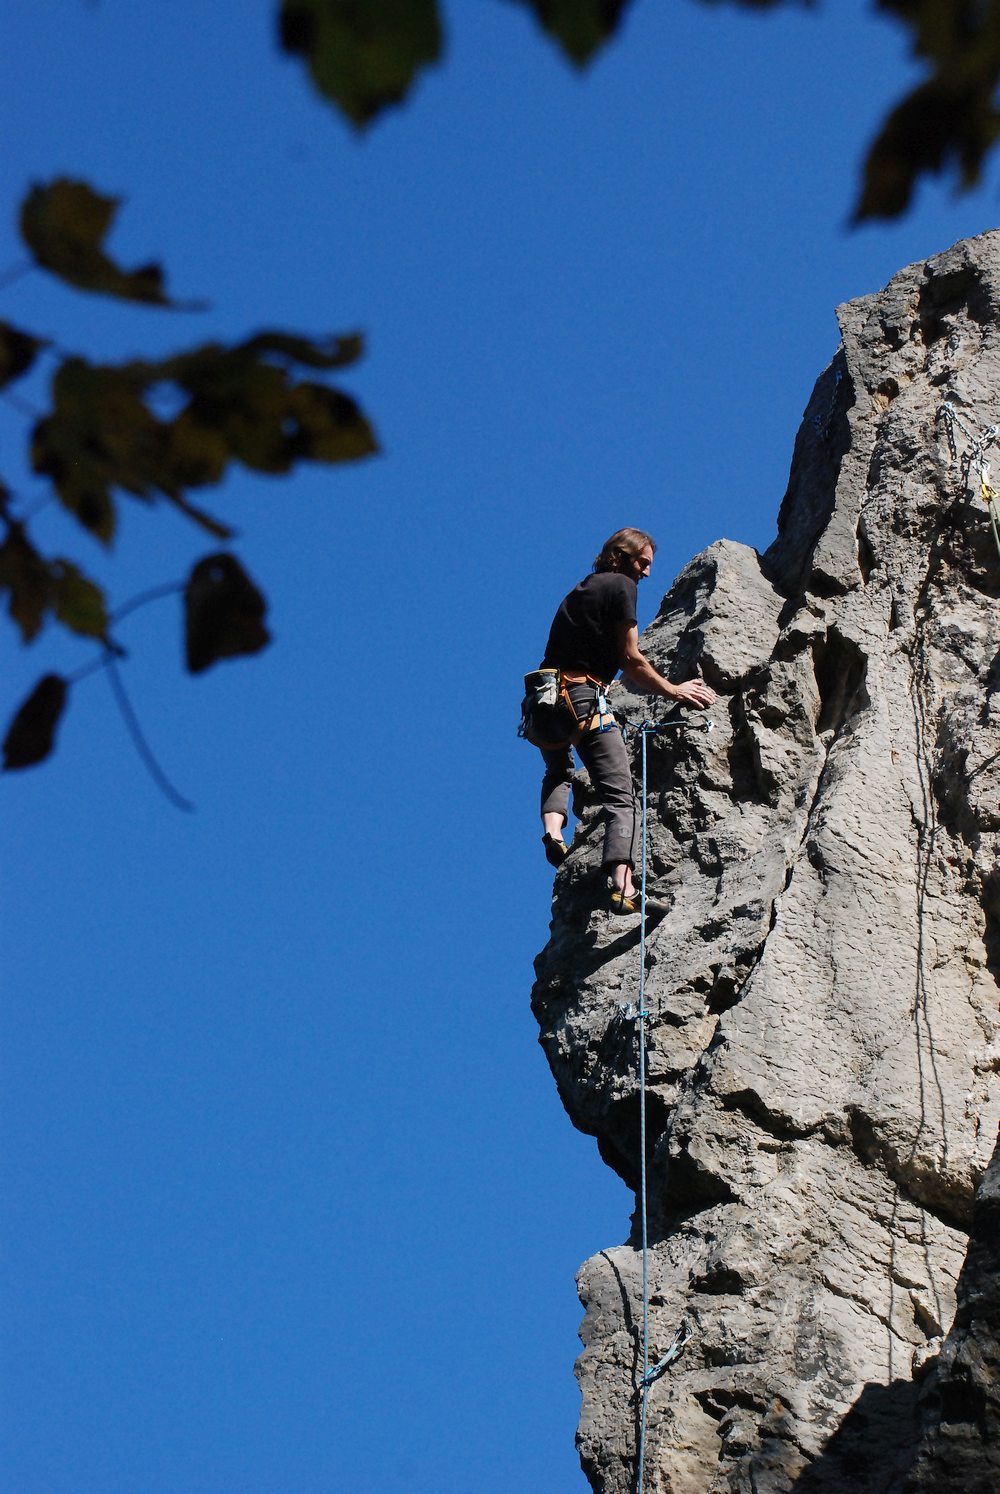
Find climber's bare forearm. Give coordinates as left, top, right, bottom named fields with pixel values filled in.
left=618, top=624, right=716, bottom=708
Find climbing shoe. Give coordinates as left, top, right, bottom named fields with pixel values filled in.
left=607, top=881, right=670, bottom=917
left=542, top=833, right=569, bottom=868
left=608, top=886, right=640, bottom=915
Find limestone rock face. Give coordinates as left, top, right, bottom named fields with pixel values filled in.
left=532, top=232, right=1000, bottom=1492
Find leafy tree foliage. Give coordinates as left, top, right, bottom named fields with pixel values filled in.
left=279, top=0, right=444, bottom=126
left=857, top=0, right=1000, bottom=220
left=1, top=179, right=376, bottom=775
left=280, top=0, right=1000, bottom=221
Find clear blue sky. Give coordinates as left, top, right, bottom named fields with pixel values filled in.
left=2, top=3, right=997, bottom=1490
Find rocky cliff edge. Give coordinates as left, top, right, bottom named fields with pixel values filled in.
left=532, top=231, right=1000, bottom=1492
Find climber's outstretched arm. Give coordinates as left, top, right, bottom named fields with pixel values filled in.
left=617, top=623, right=716, bottom=708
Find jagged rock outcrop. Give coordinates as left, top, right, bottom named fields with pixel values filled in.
left=532, top=231, right=1000, bottom=1492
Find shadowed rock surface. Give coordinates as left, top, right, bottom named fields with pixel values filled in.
left=532, top=232, right=1000, bottom=1492
left=903, top=1131, right=1000, bottom=1492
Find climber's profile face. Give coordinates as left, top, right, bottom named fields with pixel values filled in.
left=623, top=544, right=654, bottom=584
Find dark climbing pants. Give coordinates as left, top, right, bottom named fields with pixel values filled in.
left=539, top=684, right=639, bottom=870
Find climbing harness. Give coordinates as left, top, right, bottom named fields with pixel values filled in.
left=562, top=672, right=615, bottom=735
left=518, top=668, right=615, bottom=749
left=619, top=714, right=712, bottom=1494
left=937, top=401, right=1000, bottom=560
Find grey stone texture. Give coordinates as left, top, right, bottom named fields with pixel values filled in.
left=532, top=231, right=1000, bottom=1492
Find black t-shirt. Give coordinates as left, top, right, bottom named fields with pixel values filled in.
left=541, top=571, right=637, bottom=684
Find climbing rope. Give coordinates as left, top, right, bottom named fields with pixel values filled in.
left=937, top=401, right=1000, bottom=560
left=623, top=715, right=708, bottom=1494
left=637, top=724, right=652, bottom=1494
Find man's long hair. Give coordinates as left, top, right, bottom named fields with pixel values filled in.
left=592, top=528, right=656, bottom=574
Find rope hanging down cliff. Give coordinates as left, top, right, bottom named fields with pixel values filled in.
left=618, top=716, right=709, bottom=1494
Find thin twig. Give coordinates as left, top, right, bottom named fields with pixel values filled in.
left=104, top=652, right=195, bottom=813
left=67, top=651, right=119, bottom=687
left=110, top=581, right=184, bottom=625
left=20, top=572, right=194, bottom=809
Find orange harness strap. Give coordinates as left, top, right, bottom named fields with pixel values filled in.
left=559, top=672, right=615, bottom=733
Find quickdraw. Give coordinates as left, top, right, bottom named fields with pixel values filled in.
left=981, top=479, right=1000, bottom=561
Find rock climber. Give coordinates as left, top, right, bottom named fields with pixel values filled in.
left=535, top=527, right=715, bottom=914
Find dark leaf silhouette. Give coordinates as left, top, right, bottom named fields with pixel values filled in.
left=50, top=562, right=109, bottom=640
left=0, top=526, right=108, bottom=643
left=241, top=329, right=366, bottom=369
left=31, top=359, right=159, bottom=544
left=3, top=673, right=69, bottom=769
left=157, top=336, right=378, bottom=471
left=508, top=0, right=633, bottom=66
left=31, top=336, right=377, bottom=547
left=19, top=178, right=198, bottom=306
left=857, top=0, right=1000, bottom=220
left=0, top=321, right=45, bottom=389
left=0, top=526, right=53, bottom=641
left=184, top=553, right=270, bottom=673
left=279, top=0, right=442, bottom=126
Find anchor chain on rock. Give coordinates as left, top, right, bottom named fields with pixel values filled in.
left=937, top=401, right=1000, bottom=560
